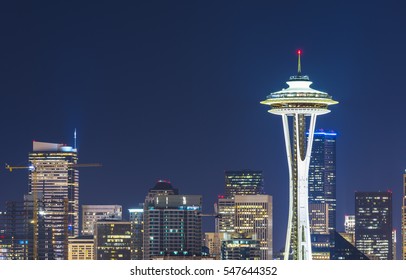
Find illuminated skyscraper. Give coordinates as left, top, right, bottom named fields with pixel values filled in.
left=215, top=196, right=235, bottom=234
left=355, top=191, right=393, bottom=260
left=129, top=207, right=144, bottom=260
left=225, top=170, right=264, bottom=197
left=221, top=233, right=261, bottom=260
left=29, top=141, right=79, bottom=259
left=216, top=171, right=264, bottom=236
left=94, top=220, right=131, bottom=260
left=143, top=181, right=202, bottom=259
left=82, top=205, right=122, bottom=236
left=234, top=195, right=272, bottom=260
left=308, top=130, right=336, bottom=232
left=261, top=51, right=338, bottom=260
left=344, top=215, right=355, bottom=234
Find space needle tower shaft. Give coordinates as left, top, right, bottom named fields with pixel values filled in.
left=261, top=51, right=338, bottom=260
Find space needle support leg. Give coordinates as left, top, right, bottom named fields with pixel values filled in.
left=282, top=114, right=293, bottom=260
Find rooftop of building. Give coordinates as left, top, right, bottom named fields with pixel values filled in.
left=32, top=141, right=77, bottom=153
left=149, top=180, right=179, bottom=194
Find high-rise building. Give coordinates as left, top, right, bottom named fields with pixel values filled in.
left=143, top=181, right=202, bottom=260
left=344, top=215, right=355, bottom=234
left=330, top=231, right=369, bottom=260
left=261, top=51, right=338, bottom=259
left=309, top=203, right=329, bottom=234
left=94, top=220, right=131, bottom=260
left=215, top=171, right=264, bottom=243
left=29, top=141, right=79, bottom=259
left=234, top=195, right=272, bottom=260
left=355, top=191, right=392, bottom=260
left=0, top=193, right=54, bottom=260
left=392, top=229, right=397, bottom=260
left=82, top=205, right=122, bottom=236
left=128, top=207, right=144, bottom=260
left=0, top=201, right=31, bottom=260
left=204, top=232, right=226, bottom=259
left=308, top=130, right=336, bottom=232
left=221, top=233, right=261, bottom=260
left=309, top=131, right=336, bottom=226
left=215, top=196, right=235, bottom=234
left=225, top=170, right=264, bottom=197
left=310, top=234, right=330, bottom=260
left=343, top=214, right=356, bottom=246
left=68, top=236, right=94, bottom=260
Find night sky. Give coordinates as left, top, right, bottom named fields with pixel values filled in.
left=0, top=1, right=405, bottom=255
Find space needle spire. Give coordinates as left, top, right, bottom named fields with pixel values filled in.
left=297, top=49, right=302, bottom=75
left=261, top=50, right=338, bottom=260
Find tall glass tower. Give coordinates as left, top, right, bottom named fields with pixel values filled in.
left=355, top=191, right=393, bottom=260
left=225, top=170, right=264, bottom=197
left=261, top=51, right=338, bottom=260
left=308, top=130, right=337, bottom=232
left=29, top=141, right=79, bottom=260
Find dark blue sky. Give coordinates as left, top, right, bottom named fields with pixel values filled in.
left=0, top=1, right=405, bottom=254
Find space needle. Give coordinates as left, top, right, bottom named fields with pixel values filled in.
left=261, top=51, right=338, bottom=260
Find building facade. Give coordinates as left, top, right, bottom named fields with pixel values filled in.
left=94, top=220, right=131, bottom=260
left=204, top=232, right=227, bottom=259
left=225, top=170, right=264, bottom=197
left=308, top=130, right=337, bottom=232
left=68, top=236, right=94, bottom=260
left=215, top=196, right=235, bottom=234
left=129, top=207, right=144, bottom=260
left=143, top=192, right=202, bottom=259
left=28, top=141, right=79, bottom=259
left=330, top=231, right=369, bottom=260
left=221, top=233, right=261, bottom=260
left=309, top=203, right=329, bottom=234
left=82, top=205, right=122, bottom=236
left=355, top=191, right=392, bottom=260
left=234, top=195, right=272, bottom=260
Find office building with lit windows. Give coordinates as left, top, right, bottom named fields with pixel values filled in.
left=94, top=220, right=131, bottom=260
left=82, top=205, right=122, bottom=236
left=129, top=207, right=144, bottom=260
left=308, top=130, right=337, bottom=232
left=344, top=215, right=355, bottom=234
left=143, top=181, right=202, bottom=260
left=355, top=191, right=392, bottom=260
left=221, top=233, right=261, bottom=260
left=204, top=232, right=227, bottom=259
left=28, top=141, right=79, bottom=259
left=68, top=236, right=94, bottom=260
left=215, top=196, right=235, bottom=234
left=309, top=203, right=329, bottom=234
left=225, top=170, right=264, bottom=197
left=0, top=193, right=55, bottom=260
left=330, top=231, right=369, bottom=260
left=234, top=195, right=272, bottom=260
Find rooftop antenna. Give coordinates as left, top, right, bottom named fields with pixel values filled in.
left=74, top=128, right=77, bottom=151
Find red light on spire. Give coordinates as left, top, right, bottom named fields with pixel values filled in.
left=297, top=49, right=301, bottom=55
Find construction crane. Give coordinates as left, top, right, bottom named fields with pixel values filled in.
left=5, top=162, right=101, bottom=259
left=5, top=163, right=102, bottom=172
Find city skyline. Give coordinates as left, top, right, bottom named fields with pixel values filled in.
left=0, top=1, right=405, bottom=258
